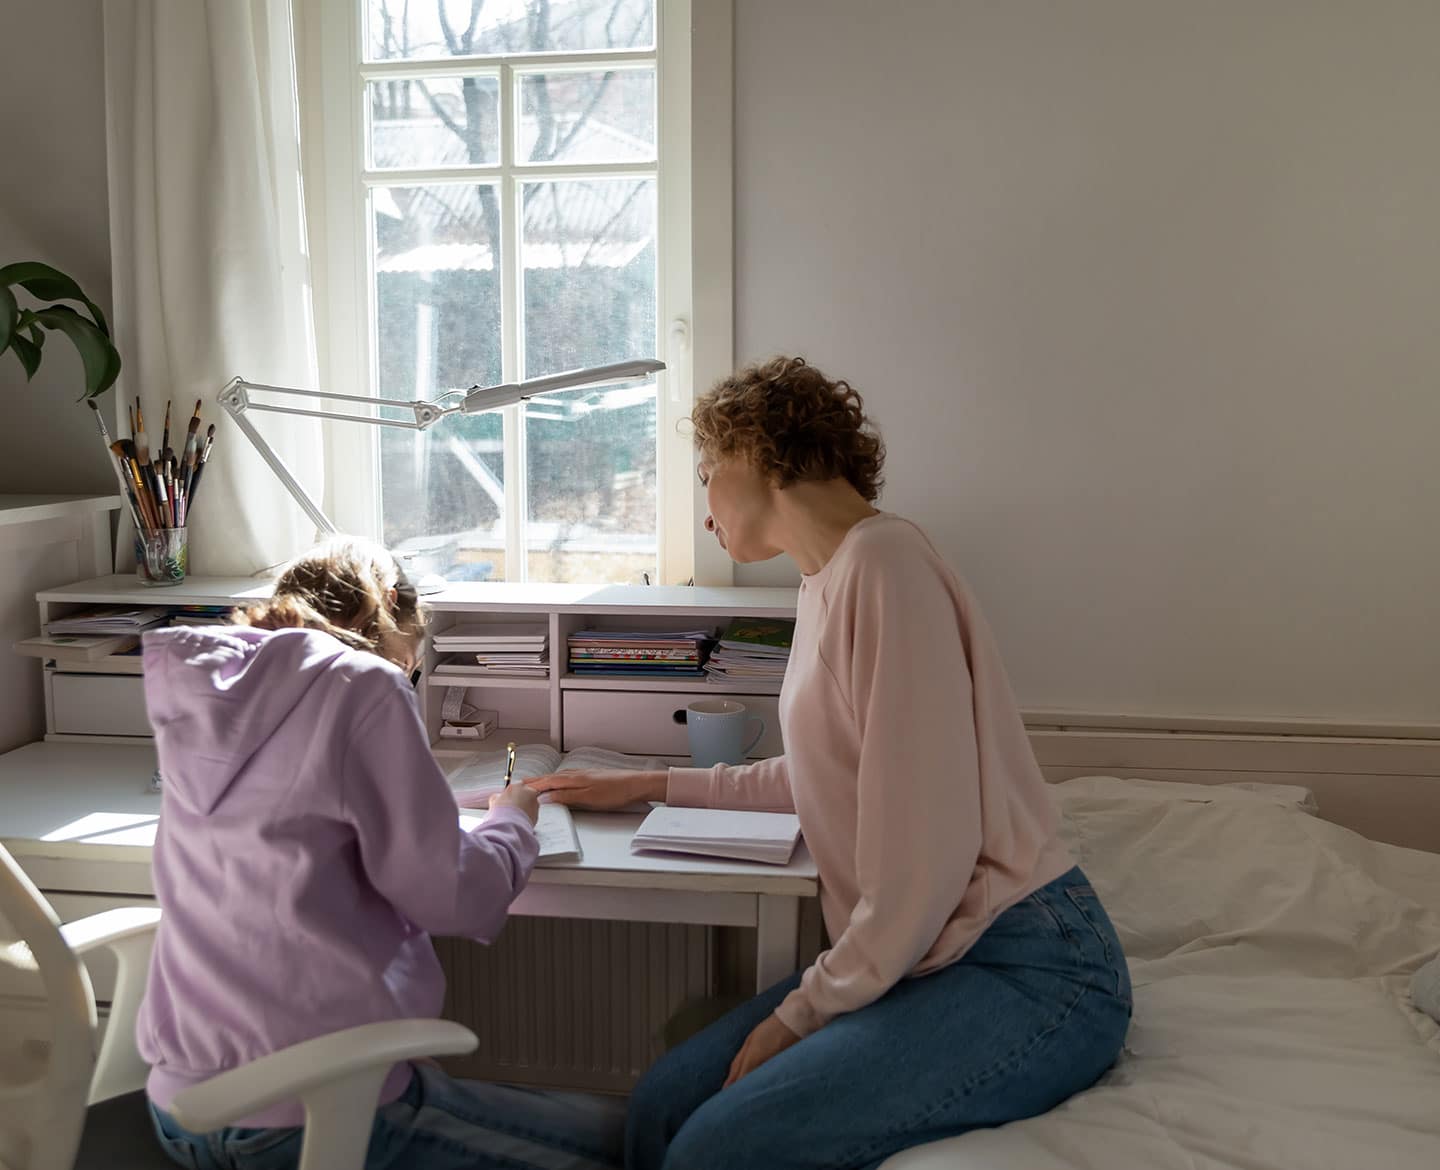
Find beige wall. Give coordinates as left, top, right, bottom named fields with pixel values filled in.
left=0, top=0, right=113, bottom=496
left=730, top=0, right=1440, bottom=725
left=3, top=2, right=1437, bottom=727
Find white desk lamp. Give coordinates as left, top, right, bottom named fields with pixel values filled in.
left=218, top=358, right=665, bottom=588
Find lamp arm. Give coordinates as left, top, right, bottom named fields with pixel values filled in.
left=222, top=378, right=455, bottom=429
left=216, top=356, right=664, bottom=552
left=218, top=378, right=338, bottom=535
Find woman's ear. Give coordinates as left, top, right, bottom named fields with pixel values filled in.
left=386, top=585, right=399, bottom=610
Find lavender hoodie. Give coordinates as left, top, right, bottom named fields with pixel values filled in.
left=137, top=625, right=538, bottom=1126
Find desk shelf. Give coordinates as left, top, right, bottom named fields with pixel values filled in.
left=22, top=573, right=798, bottom=759
left=558, top=674, right=781, bottom=694
left=427, top=673, right=552, bottom=690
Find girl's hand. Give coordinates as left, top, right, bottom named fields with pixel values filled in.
left=724, top=1013, right=801, bottom=1087
left=488, top=784, right=540, bottom=825
left=525, top=769, right=667, bottom=810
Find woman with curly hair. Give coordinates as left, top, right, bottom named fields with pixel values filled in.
left=531, top=358, right=1131, bottom=1169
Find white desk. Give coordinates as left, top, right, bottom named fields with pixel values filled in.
left=0, top=741, right=818, bottom=990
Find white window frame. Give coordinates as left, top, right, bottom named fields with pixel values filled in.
left=294, top=0, right=732, bottom=585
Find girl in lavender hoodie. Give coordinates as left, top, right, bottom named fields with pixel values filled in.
left=532, top=358, right=1133, bottom=1170
left=139, top=540, right=622, bottom=1170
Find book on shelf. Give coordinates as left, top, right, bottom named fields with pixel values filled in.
left=47, top=605, right=172, bottom=635
left=570, top=664, right=706, bottom=676
left=434, top=622, right=548, bottom=652
left=168, top=605, right=236, bottom=626
left=13, top=632, right=140, bottom=662
left=434, top=652, right=549, bottom=678
left=567, top=627, right=714, bottom=677
left=631, top=807, right=803, bottom=865
left=717, top=616, right=795, bottom=655
left=448, top=745, right=666, bottom=865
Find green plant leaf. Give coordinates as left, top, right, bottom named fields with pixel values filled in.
left=94, top=340, right=122, bottom=401
left=0, top=261, right=111, bottom=338
left=0, top=282, right=15, bottom=352
left=10, top=333, right=42, bottom=379
left=0, top=260, right=84, bottom=303
left=29, top=305, right=122, bottom=398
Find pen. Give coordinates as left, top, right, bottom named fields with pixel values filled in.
left=503, top=742, right=517, bottom=789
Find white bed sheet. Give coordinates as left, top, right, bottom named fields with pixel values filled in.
left=883, top=776, right=1440, bottom=1170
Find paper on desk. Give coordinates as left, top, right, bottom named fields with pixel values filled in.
left=459, top=802, right=580, bottom=864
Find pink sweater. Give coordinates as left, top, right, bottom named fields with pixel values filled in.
left=669, top=514, right=1073, bottom=1038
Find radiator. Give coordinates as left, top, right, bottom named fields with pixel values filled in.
left=435, top=917, right=718, bottom=1093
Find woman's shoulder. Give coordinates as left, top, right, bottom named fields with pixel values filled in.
left=838, top=513, right=952, bottom=574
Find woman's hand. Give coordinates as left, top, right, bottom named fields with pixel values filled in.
left=525, top=769, right=667, bottom=811
left=488, top=784, right=540, bottom=825
left=724, top=1013, right=801, bottom=1087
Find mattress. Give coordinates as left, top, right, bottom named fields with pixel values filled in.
left=882, top=776, right=1440, bottom=1169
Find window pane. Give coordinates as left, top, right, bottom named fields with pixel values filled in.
left=374, top=183, right=504, bottom=581
left=366, top=0, right=655, bottom=62
left=525, top=390, right=656, bottom=583
left=368, top=75, right=499, bottom=169
left=517, top=68, right=655, bottom=164
left=522, top=177, right=657, bottom=583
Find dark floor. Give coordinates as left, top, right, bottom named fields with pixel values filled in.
left=77, top=1093, right=172, bottom=1170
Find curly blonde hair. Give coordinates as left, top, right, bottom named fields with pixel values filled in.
left=234, top=538, right=425, bottom=662
left=690, top=356, right=885, bottom=501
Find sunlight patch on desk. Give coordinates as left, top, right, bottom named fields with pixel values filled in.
left=42, top=812, right=159, bottom=844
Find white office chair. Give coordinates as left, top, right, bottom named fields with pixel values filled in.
left=0, top=842, right=478, bottom=1170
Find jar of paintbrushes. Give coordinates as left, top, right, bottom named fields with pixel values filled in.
left=90, top=396, right=215, bottom=585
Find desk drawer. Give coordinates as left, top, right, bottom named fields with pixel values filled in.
left=49, top=671, right=151, bottom=736
left=562, top=690, right=784, bottom=759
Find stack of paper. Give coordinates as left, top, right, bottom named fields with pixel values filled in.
left=47, top=605, right=171, bottom=635
left=433, top=622, right=549, bottom=677
left=631, top=807, right=802, bottom=865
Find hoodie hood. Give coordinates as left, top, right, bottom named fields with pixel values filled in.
left=142, top=625, right=359, bottom=815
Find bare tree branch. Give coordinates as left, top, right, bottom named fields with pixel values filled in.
left=578, top=180, right=644, bottom=268
left=552, top=71, right=616, bottom=159
left=414, top=79, right=467, bottom=143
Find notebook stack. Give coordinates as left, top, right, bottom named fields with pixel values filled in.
left=631, top=807, right=803, bottom=865
left=433, top=622, right=549, bottom=678
left=567, top=628, right=715, bottom=678
left=703, top=617, right=795, bottom=686
left=167, top=605, right=235, bottom=626
left=46, top=605, right=172, bottom=636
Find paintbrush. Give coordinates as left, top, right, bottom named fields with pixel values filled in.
left=134, top=396, right=160, bottom=500
left=187, top=424, right=216, bottom=507
left=89, top=401, right=145, bottom=531
left=181, top=399, right=203, bottom=492
left=112, top=438, right=157, bottom=531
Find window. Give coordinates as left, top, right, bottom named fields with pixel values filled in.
left=298, top=0, right=728, bottom=584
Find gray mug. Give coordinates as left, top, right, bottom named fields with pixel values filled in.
left=685, top=698, right=766, bottom=767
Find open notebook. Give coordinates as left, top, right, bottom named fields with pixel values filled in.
left=631, top=807, right=803, bottom=865
left=450, top=745, right=664, bottom=865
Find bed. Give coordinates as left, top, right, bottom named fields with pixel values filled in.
left=883, top=775, right=1440, bottom=1169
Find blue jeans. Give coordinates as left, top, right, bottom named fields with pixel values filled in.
left=627, top=866, right=1132, bottom=1170
left=149, top=1062, right=625, bottom=1170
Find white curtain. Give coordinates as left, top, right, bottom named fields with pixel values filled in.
left=103, top=0, right=321, bottom=576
